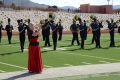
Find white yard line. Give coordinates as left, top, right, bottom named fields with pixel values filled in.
left=0, top=70, right=6, bottom=73
left=82, top=62, right=93, bottom=65
left=44, top=65, right=53, bottom=68
left=55, top=51, right=120, bottom=62
left=99, top=61, right=111, bottom=64
left=64, top=64, right=73, bottom=66
left=0, top=62, right=27, bottom=69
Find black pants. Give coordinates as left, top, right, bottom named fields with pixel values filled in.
left=92, top=31, right=97, bottom=47
left=80, top=31, right=85, bottom=48
left=45, top=35, right=51, bottom=46
left=7, top=32, right=12, bottom=44
left=92, top=31, right=95, bottom=44
left=58, top=29, right=62, bottom=41
left=71, top=32, right=80, bottom=45
left=19, top=34, right=25, bottom=51
left=96, top=29, right=101, bottom=47
left=110, top=30, right=115, bottom=47
left=42, top=30, right=45, bottom=41
left=0, top=37, right=1, bottom=43
left=84, top=29, right=87, bottom=40
left=52, top=35, right=57, bottom=50
left=0, top=32, right=1, bottom=43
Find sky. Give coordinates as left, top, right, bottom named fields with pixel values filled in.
left=30, top=0, right=120, bottom=8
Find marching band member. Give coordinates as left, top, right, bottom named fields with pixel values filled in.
left=79, top=18, right=85, bottom=49
left=18, top=19, right=27, bottom=52
left=83, top=20, right=88, bottom=40
left=40, top=20, right=45, bottom=41
left=96, top=20, right=102, bottom=48
left=70, top=20, right=80, bottom=46
left=57, top=19, right=63, bottom=41
left=106, top=19, right=116, bottom=47
left=0, top=20, right=4, bottom=43
left=51, top=21, right=58, bottom=50
left=90, top=18, right=99, bottom=48
left=42, top=19, right=52, bottom=47
left=5, top=18, right=13, bottom=44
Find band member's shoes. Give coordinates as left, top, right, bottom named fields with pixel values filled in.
left=80, top=47, right=84, bottom=49
left=48, top=45, right=52, bottom=47
left=44, top=45, right=47, bottom=47
left=21, top=49, right=23, bottom=52
left=54, top=48, right=56, bottom=51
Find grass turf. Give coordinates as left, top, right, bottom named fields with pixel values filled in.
left=0, top=34, right=120, bottom=74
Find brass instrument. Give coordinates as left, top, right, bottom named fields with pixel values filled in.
left=73, top=14, right=79, bottom=21
left=24, top=19, right=28, bottom=23
left=90, top=14, right=94, bottom=20
left=48, top=12, right=55, bottom=21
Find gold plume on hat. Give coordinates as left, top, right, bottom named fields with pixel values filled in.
left=86, top=20, right=89, bottom=23
left=110, top=18, right=114, bottom=20
left=0, top=20, right=3, bottom=24
left=40, top=20, right=44, bottom=24
left=58, top=19, right=62, bottom=24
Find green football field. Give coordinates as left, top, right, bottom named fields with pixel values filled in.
left=0, top=33, right=120, bottom=79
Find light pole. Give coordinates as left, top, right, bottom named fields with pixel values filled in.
left=3, top=0, right=4, bottom=10
left=107, top=0, right=110, bottom=5
left=112, top=0, right=113, bottom=6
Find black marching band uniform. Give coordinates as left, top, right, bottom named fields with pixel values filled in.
left=106, top=19, right=116, bottom=47
left=40, top=19, right=45, bottom=41
left=70, top=20, right=80, bottom=45
left=51, top=21, right=58, bottom=50
left=5, top=18, right=13, bottom=44
left=83, top=20, right=88, bottom=40
left=90, top=19, right=101, bottom=48
left=17, top=19, right=27, bottom=52
left=79, top=19, right=85, bottom=49
left=118, top=19, right=120, bottom=34
left=58, top=19, right=63, bottom=41
left=96, top=21, right=103, bottom=48
left=27, top=19, right=31, bottom=42
left=42, top=19, right=51, bottom=46
left=0, top=22, right=4, bottom=43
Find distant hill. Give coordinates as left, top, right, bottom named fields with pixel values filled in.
left=113, top=5, right=120, bottom=9
left=2, top=0, right=49, bottom=8
left=60, top=6, right=77, bottom=9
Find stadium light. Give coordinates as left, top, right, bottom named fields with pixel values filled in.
left=112, top=0, right=113, bottom=6
left=107, top=0, right=110, bottom=5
